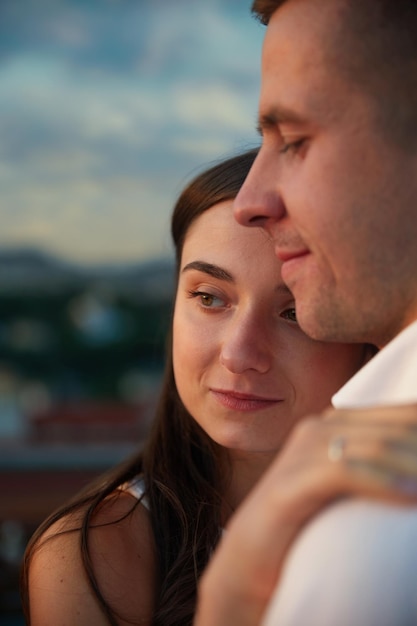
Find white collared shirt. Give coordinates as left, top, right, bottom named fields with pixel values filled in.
left=332, top=319, right=417, bottom=408
left=262, top=320, right=417, bottom=626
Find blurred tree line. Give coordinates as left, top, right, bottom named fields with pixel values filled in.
left=0, top=287, right=172, bottom=402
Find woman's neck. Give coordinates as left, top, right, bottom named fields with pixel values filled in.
left=221, top=450, right=276, bottom=523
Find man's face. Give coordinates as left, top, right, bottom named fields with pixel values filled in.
left=235, top=0, right=417, bottom=347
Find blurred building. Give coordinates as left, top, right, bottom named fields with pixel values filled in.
left=0, top=248, right=173, bottom=622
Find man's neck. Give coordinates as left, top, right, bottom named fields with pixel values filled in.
left=377, top=314, right=417, bottom=350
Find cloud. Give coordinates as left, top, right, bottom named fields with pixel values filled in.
left=0, top=0, right=263, bottom=264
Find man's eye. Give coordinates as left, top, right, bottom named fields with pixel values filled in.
left=279, top=139, right=305, bottom=155
left=281, top=308, right=297, bottom=322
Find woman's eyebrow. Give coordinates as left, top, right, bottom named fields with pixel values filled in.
left=182, top=260, right=234, bottom=282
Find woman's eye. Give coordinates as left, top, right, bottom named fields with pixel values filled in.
left=281, top=308, right=297, bottom=322
left=189, top=290, right=225, bottom=308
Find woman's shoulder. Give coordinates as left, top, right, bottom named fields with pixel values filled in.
left=28, top=489, right=156, bottom=626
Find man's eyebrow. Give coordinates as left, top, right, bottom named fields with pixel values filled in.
left=182, top=261, right=234, bottom=282
left=257, top=106, right=305, bottom=135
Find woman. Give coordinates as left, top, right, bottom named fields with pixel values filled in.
left=22, top=149, right=413, bottom=626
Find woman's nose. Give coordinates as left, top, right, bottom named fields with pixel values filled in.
left=219, top=314, right=273, bottom=375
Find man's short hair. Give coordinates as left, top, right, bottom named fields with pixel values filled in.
left=251, top=0, right=284, bottom=25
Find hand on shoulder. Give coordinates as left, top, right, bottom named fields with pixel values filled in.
left=195, top=404, right=417, bottom=626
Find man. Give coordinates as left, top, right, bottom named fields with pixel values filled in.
left=195, top=0, right=417, bottom=624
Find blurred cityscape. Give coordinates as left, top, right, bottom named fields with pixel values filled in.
left=0, top=248, right=174, bottom=624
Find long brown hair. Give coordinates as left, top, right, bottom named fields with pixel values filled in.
left=21, top=147, right=259, bottom=626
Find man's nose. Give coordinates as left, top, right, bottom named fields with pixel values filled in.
left=234, top=151, right=286, bottom=229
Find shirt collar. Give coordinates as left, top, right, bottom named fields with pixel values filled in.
left=332, top=320, right=417, bottom=409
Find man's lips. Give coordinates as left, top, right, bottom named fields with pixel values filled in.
left=210, top=389, right=284, bottom=412
left=274, top=247, right=310, bottom=287
left=274, top=247, right=310, bottom=263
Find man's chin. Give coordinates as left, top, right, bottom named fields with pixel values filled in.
left=296, top=303, right=348, bottom=343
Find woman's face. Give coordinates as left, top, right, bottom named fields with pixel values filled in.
left=173, top=200, right=367, bottom=457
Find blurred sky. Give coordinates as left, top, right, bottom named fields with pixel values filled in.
left=0, top=0, right=264, bottom=266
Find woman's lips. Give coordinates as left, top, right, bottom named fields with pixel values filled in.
left=210, top=390, right=283, bottom=412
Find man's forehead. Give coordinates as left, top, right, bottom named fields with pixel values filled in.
left=263, top=0, right=340, bottom=66
left=260, top=0, right=354, bottom=123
